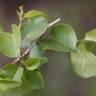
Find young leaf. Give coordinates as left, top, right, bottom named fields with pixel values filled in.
left=0, top=78, right=20, bottom=91
left=13, top=67, right=23, bottom=82
left=0, top=65, right=23, bottom=91
left=78, top=40, right=96, bottom=54
left=24, top=58, right=42, bottom=70
left=0, top=24, right=21, bottom=57
left=21, top=16, right=48, bottom=47
left=25, top=10, right=48, bottom=19
left=40, top=39, right=70, bottom=52
left=0, top=64, right=17, bottom=78
left=23, top=42, right=47, bottom=70
left=71, top=43, right=96, bottom=78
left=85, top=29, right=96, bottom=42
left=51, top=24, right=77, bottom=51
left=29, top=42, right=44, bottom=58
left=11, top=24, right=21, bottom=53
left=25, top=71, right=44, bottom=89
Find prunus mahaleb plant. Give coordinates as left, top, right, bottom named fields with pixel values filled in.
left=0, top=6, right=96, bottom=96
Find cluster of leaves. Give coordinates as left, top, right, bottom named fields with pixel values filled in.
left=0, top=6, right=96, bottom=96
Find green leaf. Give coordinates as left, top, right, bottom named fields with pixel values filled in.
left=25, top=10, right=48, bottom=19
left=0, top=24, right=21, bottom=57
left=0, top=65, right=23, bottom=91
left=11, top=24, right=21, bottom=54
left=19, top=76, right=32, bottom=94
left=23, top=42, right=47, bottom=70
left=13, top=67, right=23, bottom=82
left=25, top=70, right=44, bottom=89
left=21, top=16, right=48, bottom=47
left=85, top=29, right=96, bottom=42
left=78, top=40, right=96, bottom=54
left=0, top=64, right=17, bottom=78
left=51, top=24, right=77, bottom=51
left=0, top=78, right=20, bottom=91
left=0, top=32, right=13, bottom=57
left=71, top=43, right=96, bottom=78
left=40, top=39, right=70, bottom=52
left=24, top=58, right=42, bottom=70
left=0, top=77, right=32, bottom=96
left=21, top=39, right=30, bottom=48
left=29, top=42, right=44, bottom=58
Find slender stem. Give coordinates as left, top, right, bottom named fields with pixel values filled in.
left=48, top=18, right=61, bottom=27
left=12, top=18, right=61, bottom=64
left=22, top=46, right=31, bottom=57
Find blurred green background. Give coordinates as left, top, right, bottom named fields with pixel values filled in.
left=0, top=0, right=96, bottom=96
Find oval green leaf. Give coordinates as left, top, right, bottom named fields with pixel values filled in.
left=51, top=24, right=77, bottom=51
left=24, top=58, right=41, bottom=70
left=21, top=16, right=48, bottom=47
left=0, top=24, right=21, bottom=57
left=25, top=71, right=44, bottom=89
left=71, top=43, right=96, bottom=78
